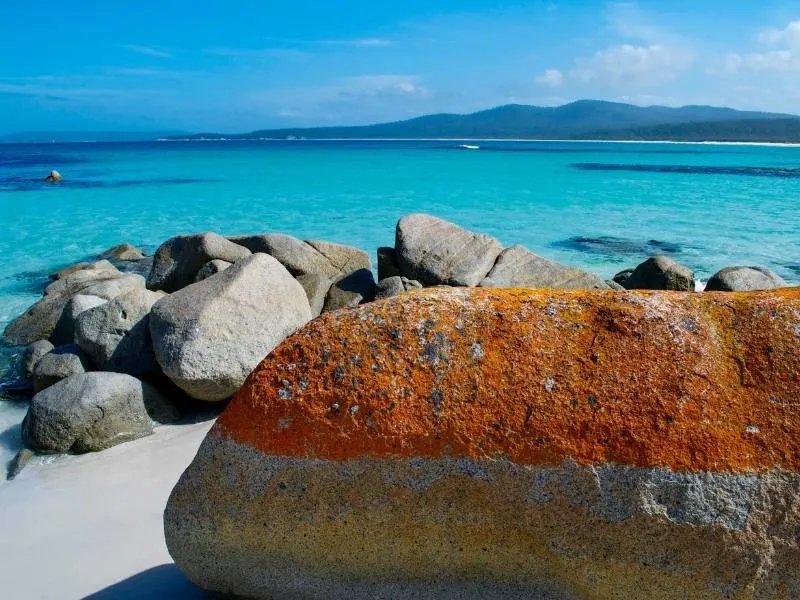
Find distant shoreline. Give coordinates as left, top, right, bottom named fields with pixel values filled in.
left=158, top=137, right=800, bottom=147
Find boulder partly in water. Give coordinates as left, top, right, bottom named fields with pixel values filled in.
left=165, top=287, right=800, bottom=600
left=705, top=265, right=787, bottom=292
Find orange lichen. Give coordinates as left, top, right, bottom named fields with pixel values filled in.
left=216, top=287, right=800, bottom=473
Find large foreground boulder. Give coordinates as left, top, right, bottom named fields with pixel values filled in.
left=147, top=233, right=251, bottom=292
left=75, top=288, right=164, bottom=376
left=705, top=266, right=787, bottom=292
left=622, top=256, right=695, bottom=291
left=166, top=287, right=800, bottom=600
left=395, top=214, right=503, bottom=286
left=22, top=372, right=178, bottom=453
left=480, top=245, right=609, bottom=289
left=150, top=254, right=312, bottom=401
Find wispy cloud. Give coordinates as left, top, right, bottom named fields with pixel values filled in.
left=262, top=36, right=392, bottom=47
left=535, top=69, right=564, bottom=88
left=120, top=44, right=173, bottom=59
left=723, top=20, right=800, bottom=74
left=570, top=44, right=694, bottom=86
left=104, top=67, right=184, bottom=77
left=205, top=47, right=310, bottom=59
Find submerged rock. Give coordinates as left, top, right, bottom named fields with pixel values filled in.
left=480, top=245, right=609, bottom=289
left=395, top=213, right=503, bottom=286
left=705, top=266, right=787, bottom=292
left=166, top=287, right=800, bottom=600
left=32, top=344, right=91, bottom=393
left=622, top=256, right=695, bottom=291
left=74, top=288, right=164, bottom=376
left=23, top=372, right=178, bottom=453
left=147, top=233, right=251, bottom=292
left=150, top=253, right=312, bottom=401
left=99, top=243, right=146, bottom=262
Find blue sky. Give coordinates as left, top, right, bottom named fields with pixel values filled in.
left=2, top=1, right=800, bottom=133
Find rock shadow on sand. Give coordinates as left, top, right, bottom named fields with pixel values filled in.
left=82, top=564, right=208, bottom=600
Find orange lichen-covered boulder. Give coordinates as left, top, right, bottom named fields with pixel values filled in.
left=165, top=287, right=800, bottom=600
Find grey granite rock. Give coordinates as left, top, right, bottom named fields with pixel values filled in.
left=50, top=294, right=107, bottom=347
left=377, top=246, right=403, bottom=282
left=22, top=372, right=179, bottom=453
left=322, top=268, right=376, bottom=313
left=622, top=256, right=695, bottom=291
left=395, top=214, right=503, bottom=286
left=75, top=288, right=165, bottom=376
left=4, top=295, right=73, bottom=346
left=147, top=232, right=252, bottom=292
left=51, top=259, right=118, bottom=281
left=705, top=266, right=787, bottom=292
left=99, top=243, right=146, bottom=261
left=194, top=259, right=232, bottom=282
left=45, top=265, right=123, bottom=297
left=295, top=273, right=332, bottom=317
left=375, top=276, right=423, bottom=300
left=18, top=340, right=54, bottom=380
left=150, top=254, right=312, bottom=401
left=480, top=245, right=610, bottom=290
left=612, top=268, right=634, bottom=287
left=32, top=344, right=92, bottom=393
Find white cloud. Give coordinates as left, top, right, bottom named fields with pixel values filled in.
left=320, top=38, right=391, bottom=47
left=724, top=20, right=800, bottom=74
left=120, top=44, right=172, bottom=59
left=757, top=20, right=800, bottom=48
left=570, top=44, right=693, bottom=86
left=535, top=69, right=564, bottom=87
left=205, top=47, right=310, bottom=60
left=339, top=75, right=431, bottom=98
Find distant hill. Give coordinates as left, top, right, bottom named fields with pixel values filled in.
left=175, top=100, right=800, bottom=142
left=0, top=131, right=188, bottom=143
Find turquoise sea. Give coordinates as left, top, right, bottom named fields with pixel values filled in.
left=1, top=139, right=799, bottom=468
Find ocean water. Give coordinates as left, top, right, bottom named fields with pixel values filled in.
left=1, top=139, right=799, bottom=468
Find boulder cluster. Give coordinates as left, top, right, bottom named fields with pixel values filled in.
left=2, top=212, right=791, bottom=460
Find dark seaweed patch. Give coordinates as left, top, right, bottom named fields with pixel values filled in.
left=0, top=177, right=217, bottom=192
left=785, top=265, right=800, bottom=276
left=572, top=163, right=800, bottom=178
left=0, top=269, right=51, bottom=295
left=0, top=152, right=89, bottom=168
left=551, top=236, right=682, bottom=257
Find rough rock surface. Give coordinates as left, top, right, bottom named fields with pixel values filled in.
left=612, top=268, right=634, bottom=286
left=377, top=246, right=403, bottom=281
left=52, top=259, right=118, bottom=280
left=147, top=233, right=251, bottom=292
left=295, top=273, right=331, bottom=317
left=150, top=253, right=312, bottom=401
left=194, top=259, right=231, bottom=282
left=51, top=294, right=107, bottom=347
left=32, top=344, right=91, bottom=393
left=166, top=287, right=800, bottom=600
left=375, top=275, right=423, bottom=300
left=322, top=268, right=376, bottom=313
left=622, top=256, right=695, bottom=291
left=45, top=266, right=124, bottom=297
left=75, top=289, right=165, bottom=376
left=480, top=245, right=610, bottom=289
left=232, top=234, right=370, bottom=281
left=18, top=340, right=54, bottom=379
left=23, top=372, right=178, bottom=453
left=705, top=266, right=787, bottom=292
left=395, top=213, right=503, bottom=286
left=99, top=243, right=146, bottom=261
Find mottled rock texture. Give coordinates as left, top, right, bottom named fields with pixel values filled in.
left=395, top=213, right=503, bottom=286
left=32, top=344, right=91, bottom=393
left=705, top=266, right=787, bottom=292
left=147, top=232, right=251, bottom=292
left=18, top=340, right=54, bottom=379
left=166, top=287, right=800, bottom=600
left=150, top=253, right=312, bottom=401
left=194, top=259, right=231, bottom=282
left=480, top=245, right=609, bottom=289
left=622, top=256, right=695, bottom=291
left=23, top=372, right=178, bottom=453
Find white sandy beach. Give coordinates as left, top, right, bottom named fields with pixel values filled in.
left=0, top=421, right=213, bottom=600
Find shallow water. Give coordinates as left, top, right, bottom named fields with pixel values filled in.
left=0, top=138, right=799, bottom=466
